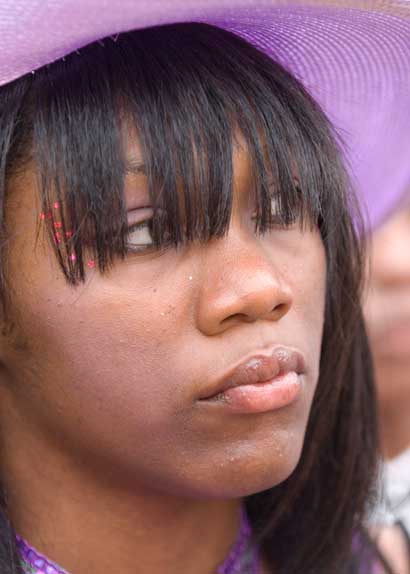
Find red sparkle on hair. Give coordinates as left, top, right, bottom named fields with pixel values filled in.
left=87, top=260, right=96, bottom=269
left=54, top=222, right=63, bottom=229
left=65, top=231, right=73, bottom=238
left=69, top=253, right=77, bottom=262
left=54, top=232, right=61, bottom=243
left=53, top=202, right=60, bottom=210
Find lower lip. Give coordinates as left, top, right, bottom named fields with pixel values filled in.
left=202, top=371, right=301, bottom=414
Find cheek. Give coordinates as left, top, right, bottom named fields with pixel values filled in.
left=9, top=269, right=196, bottom=454
left=275, top=229, right=327, bottom=366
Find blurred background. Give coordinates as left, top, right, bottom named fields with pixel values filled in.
left=364, top=199, right=410, bottom=572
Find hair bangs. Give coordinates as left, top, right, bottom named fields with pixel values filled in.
left=26, top=23, right=339, bottom=284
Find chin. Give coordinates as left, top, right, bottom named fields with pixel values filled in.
left=217, top=444, right=302, bottom=499
left=168, top=427, right=306, bottom=500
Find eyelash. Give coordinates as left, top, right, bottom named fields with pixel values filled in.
left=252, top=196, right=302, bottom=226
left=125, top=196, right=303, bottom=254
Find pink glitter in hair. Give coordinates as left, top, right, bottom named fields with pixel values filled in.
left=87, top=260, right=95, bottom=269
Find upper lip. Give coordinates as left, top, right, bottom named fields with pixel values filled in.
left=199, top=346, right=305, bottom=400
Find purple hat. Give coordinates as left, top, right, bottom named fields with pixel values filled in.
left=1, top=0, right=410, bottom=228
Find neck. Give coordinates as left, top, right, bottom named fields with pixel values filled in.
left=3, top=413, right=242, bottom=574
left=379, top=401, right=410, bottom=460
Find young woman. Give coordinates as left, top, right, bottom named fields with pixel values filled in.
left=0, top=2, right=409, bottom=573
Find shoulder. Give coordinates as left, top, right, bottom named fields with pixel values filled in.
left=371, top=522, right=410, bottom=574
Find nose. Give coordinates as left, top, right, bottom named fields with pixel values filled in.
left=196, top=234, right=293, bottom=336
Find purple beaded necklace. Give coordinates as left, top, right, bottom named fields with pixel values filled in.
left=17, top=507, right=260, bottom=574
left=16, top=536, right=68, bottom=574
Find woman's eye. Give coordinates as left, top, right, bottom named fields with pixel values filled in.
left=126, top=220, right=154, bottom=252
left=253, top=196, right=297, bottom=226
left=269, top=196, right=283, bottom=223
left=267, top=194, right=303, bottom=226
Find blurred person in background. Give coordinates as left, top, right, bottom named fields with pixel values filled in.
left=365, top=201, right=410, bottom=572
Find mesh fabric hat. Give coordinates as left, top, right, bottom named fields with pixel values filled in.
left=1, top=0, right=409, bottom=228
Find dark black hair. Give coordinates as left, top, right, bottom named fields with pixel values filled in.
left=0, top=22, right=382, bottom=574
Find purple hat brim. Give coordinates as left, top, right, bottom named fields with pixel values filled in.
left=1, top=0, right=410, bottom=229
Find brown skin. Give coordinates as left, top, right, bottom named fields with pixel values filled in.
left=0, top=134, right=326, bottom=574
left=365, top=206, right=410, bottom=459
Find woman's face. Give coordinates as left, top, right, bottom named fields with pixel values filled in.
left=365, top=206, right=410, bottom=413
left=1, top=134, right=327, bottom=499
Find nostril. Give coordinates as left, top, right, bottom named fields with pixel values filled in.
left=274, top=303, right=287, bottom=313
left=273, top=302, right=290, bottom=319
left=221, top=313, right=256, bottom=326
left=221, top=302, right=290, bottom=327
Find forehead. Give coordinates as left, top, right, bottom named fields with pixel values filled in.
left=123, top=128, right=258, bottom=205
left=6, top=163, right=40, bottom=226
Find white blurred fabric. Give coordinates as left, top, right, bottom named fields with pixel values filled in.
left=373, top=449, right=410, bottom=533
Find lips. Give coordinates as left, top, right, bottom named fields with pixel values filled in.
left=199, top=346, right=305, bottom=405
